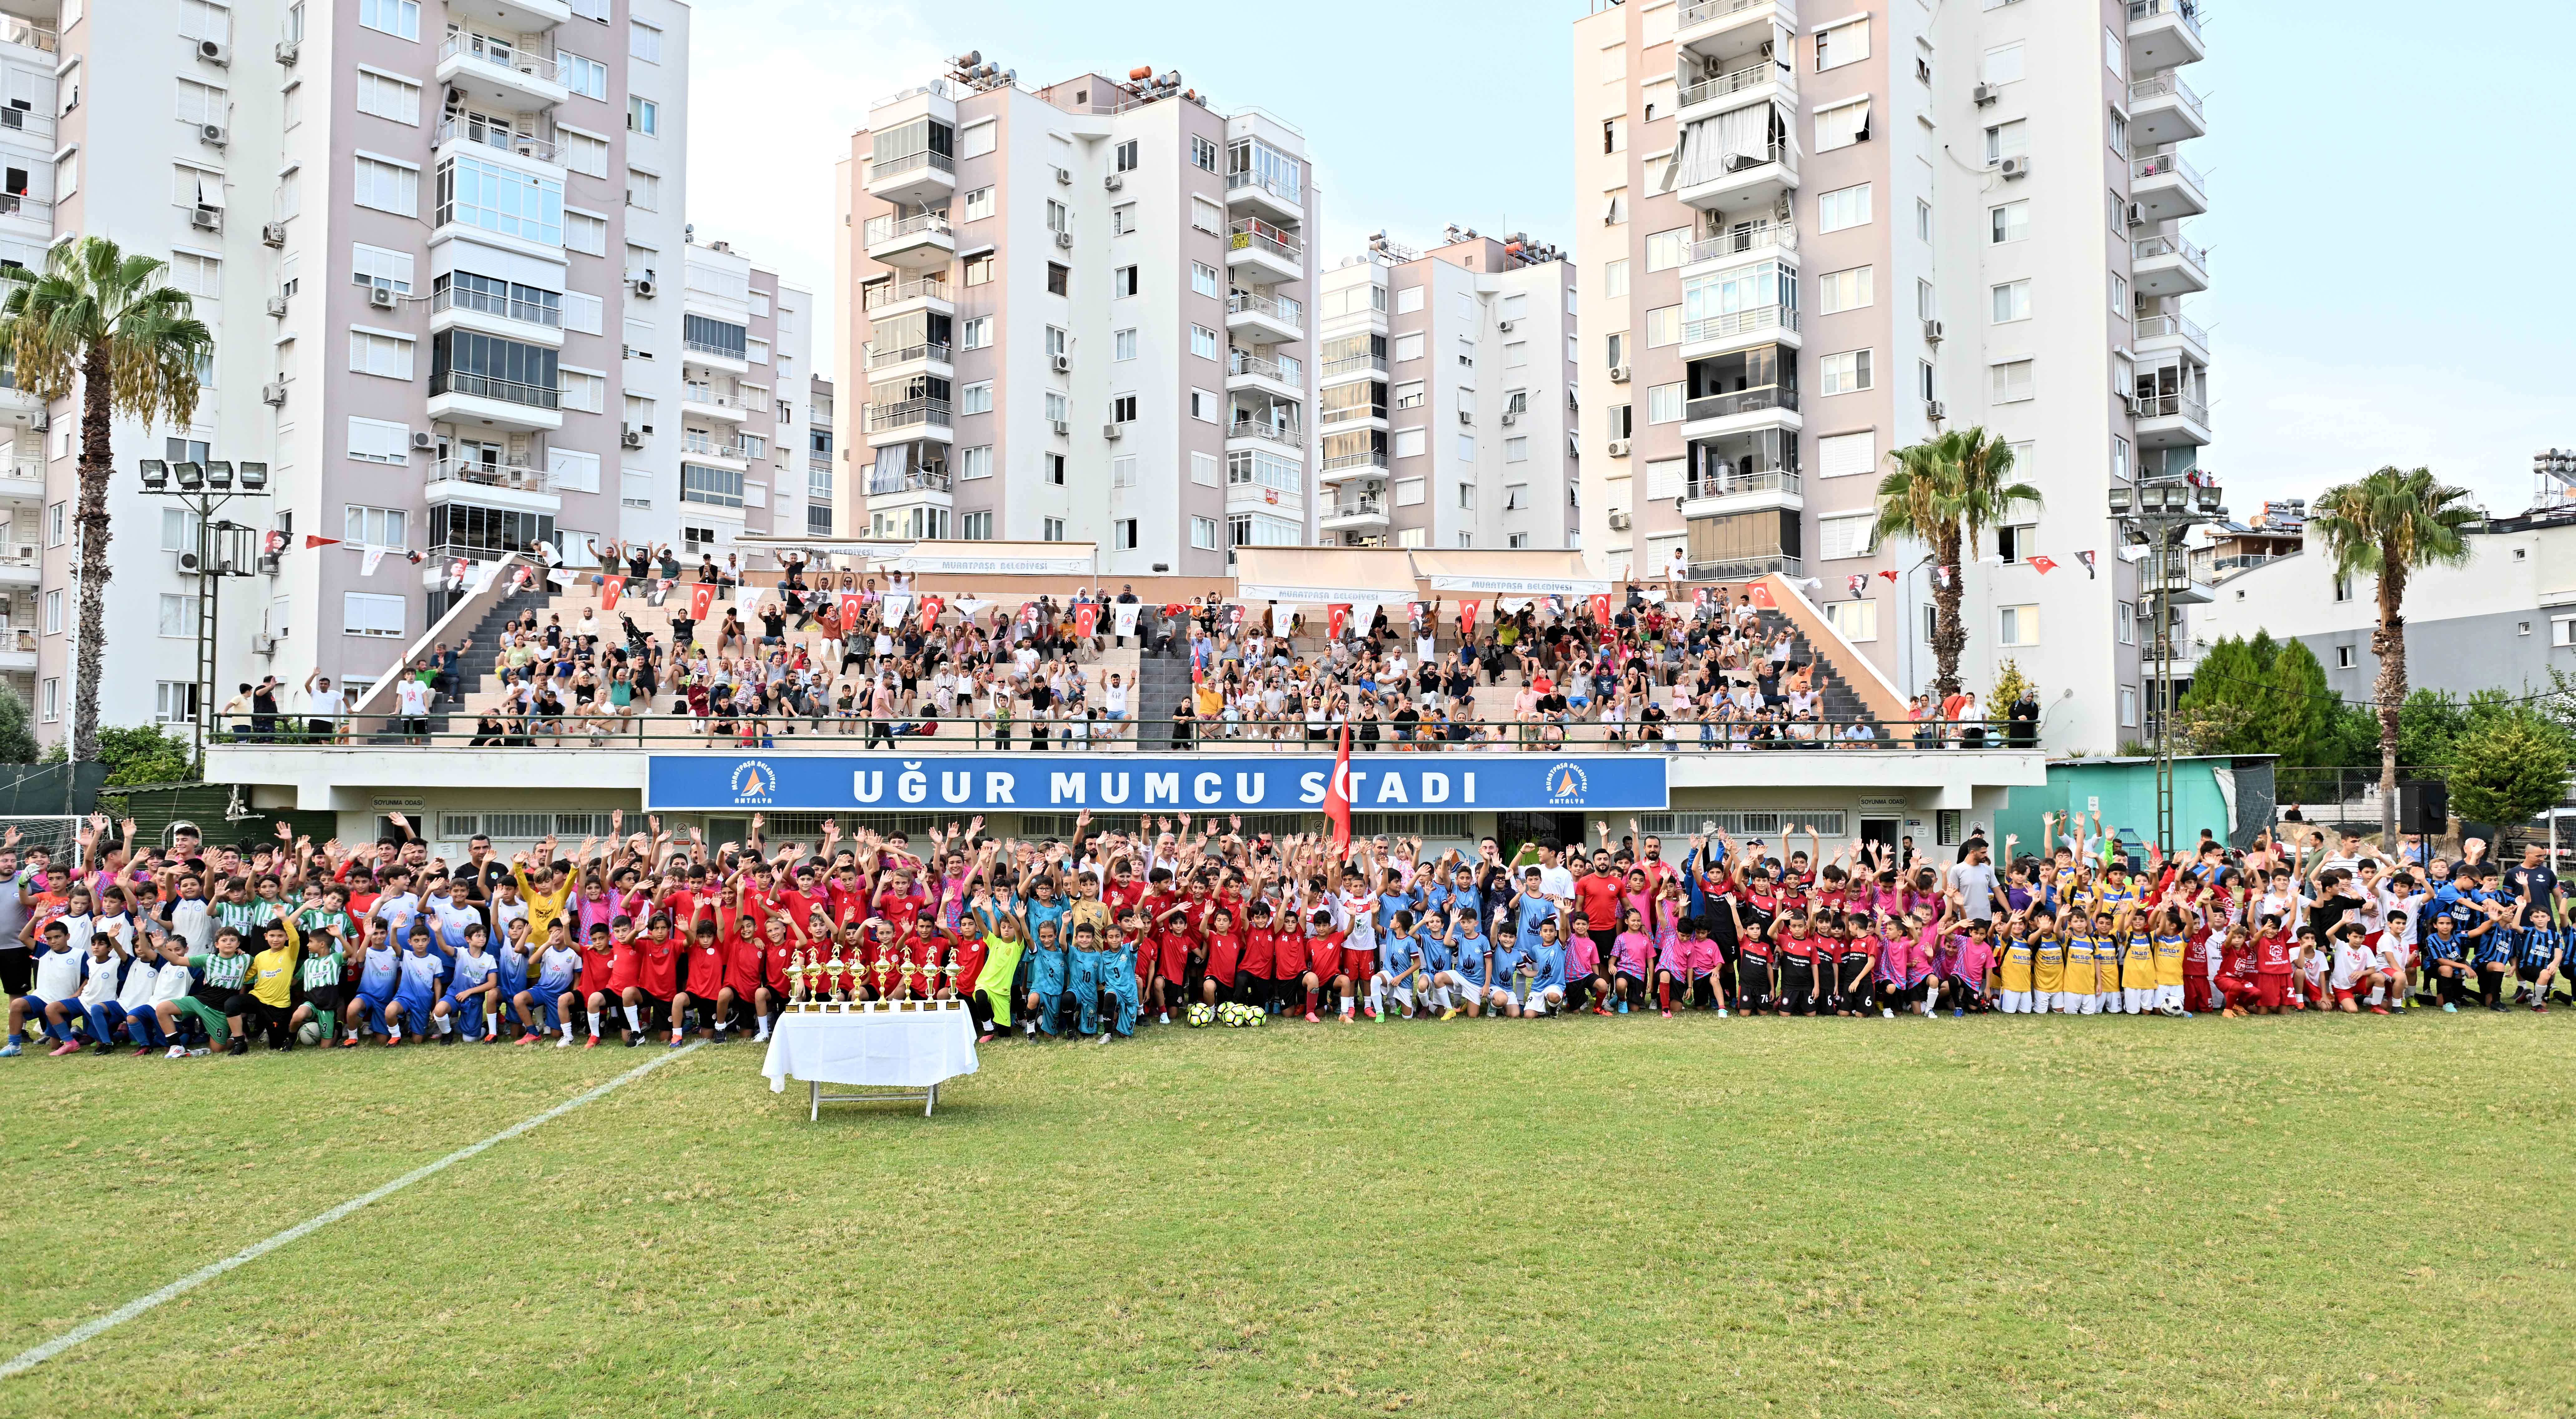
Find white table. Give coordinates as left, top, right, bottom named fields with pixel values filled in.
left=760, top=1002, right=979, bottom=1118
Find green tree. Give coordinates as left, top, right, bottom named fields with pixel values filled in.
left=2447, top=709, right=2575, bottom=852
left=0, top=683, right=35, bottom=764
left=2395, top=688, right=2466, bottom=767
left=41, top=724, right=196, bottom=785
left=2172, top=634, right=2273, bottom=755
left=2267, top=638, right=2338, bottom=768
left=0, top=238, right=211, bottom=765
left=1870, top=427, right=2043, bottom=700
left=2308, top=466, right=2479, bottom=847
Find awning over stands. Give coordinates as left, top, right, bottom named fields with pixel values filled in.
left=1406, top=549, right=1611, bottom=597
left=1229, top=547, right=1613, bottom=603
left=729, top=537, right=1102, bottom=578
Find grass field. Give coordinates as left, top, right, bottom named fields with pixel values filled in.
left=4, top=1013, right=2574, bottom=1418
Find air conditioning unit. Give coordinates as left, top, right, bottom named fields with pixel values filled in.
left=1053, top=167, right=1072, bottom=185
left=190, top=207, right=221, bottom=232
left=2000, top=155, right=2031, bottom=180
left=249, top=634, right=278, bottom=656
left=620, top=426, right=645, bottom=448
left=1052, top=231, right=1073, bottom=249
left=1925, top=400, right=1947, bottom=420
left=1500, top=411, right=1519, bottom=427
left=1103, top=423, right=1124, bottom=440
left=1050, top=419, right=1070, bottom=435
left=274, top=40, right=300, bottom=66
left=261, top=222, right=286, bottom=247
left=1050, top=353, right=1071, bottom=373
left=2122, top=392, right=2142, bottom=416
left=1103, top=173, right=1124, bottom=191
left=260, top=382, right=287, bottom=406
left=1498, top=319, right=1515, bottom=333
left=1607, top=365, right=1631, bottom=384
left=177, top=549, right=206, bottom=574
left=410, top=432, right=436, bottom=451
left=265, top=295, right=287, bottom=317
left=1608, top=511, right=1633, bottom=531
left=197, top=39, right=230, bottom=65
left=1972, top=83, right=1998, bottom=106
left=368, top=287, right=396, bottom=310
left=1606, top=438, right=1631, bottom=457
left=2124, top=202, right=2146, bottom=227
left=200, top=123, right=227, bottom=147
left=632, top=278, right=656, bottom=298
left=27, top=412, right=44, bottom=433
left=1457, top=410, right=1473, bottom=426
left=1923, top=319, right=1945, bottom=343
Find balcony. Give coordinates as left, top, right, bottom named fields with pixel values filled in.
left=867, top=148, right=957, bottom=207
left=1677, top=553, right=1802, bottom=582
left=1227, top=289, right=1304, bottom=344
left=0, top=626, right=32, bottom=670
left=0, top=191, right=51, bottom=228
left=863, top=211, right=955, bottom=270
left=0, top=456, right=40, bottom=502
left=1675, top=140, right=1798, bottom=218
left=861, top=277, right=954, bottom=316
left=1680, top=304, right=1801, bottom=358
left=1319, top=353, right=1387, bottom=385
left=2127, top=71, right=2206, bottom=145
left=866, top=398, right=954, bottom=447
left=682, top=387, right=753, bottom=424
left=2134, top=389, right=2212, bottom=449
left=680, top=431, right=765, bottom=468
left=866, top=467, right=954, bottom=501
left=0, top=16, right=54, bottom=56
left=1227, top=349, right=1304, bottom=400
left=427, top=370, right=564, bottom=432
left=1317, top=451, right=1389, bottom=485
left=1226, top=419, right=1305, bottom=454
left=425, top=457, right=566, bottom=513
left=437, top=32, right=569, bottom=112
left=2129, top=151, right=2207, bottom=222
left=2129, top=232, right=2208, bottom=297
left=1677, top=0, right=1794, bottom=63
left=1227, top=218, right=1305, bottom=282
left=0, top=106, right=53, bottom=148
left=1320, top=497, right=1390, bottom=532
left=2142, top=560, right=2215, bottom=605
left=2126, top=0, right=2207, bottom=74
left=433, top=116, right=561, bottom=169
left=2131, top=312, right=2210, bottom=365
left=1680, top=467, right=1802, bottom=519
left=0, top=545, right=35, bottom=586
left=430, top=284, right=566, bottom=348
left=1681, top=383, right=1801, bottom=437
left=1682, top=220, right=1796, bottom=272
left=1224, top=170, right=1304, bottom=223
left=1675, top=58, right=1787, bottom=126
left=2211, top=554, right=2280, bottom=578
left=863, top=339, right=953, bottom=378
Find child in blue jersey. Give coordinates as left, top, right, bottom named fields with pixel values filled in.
left=524, top=920, right=585, bottom=1046
left=1376, top=868, right=1425, bottom=942
left=437, top=925, right=501, bottom=1042
left=1371, top=912, right=1420, bottom=1021
left=2513, top=906, right=2564, bottom=1012
left=348, top=927, right=403, bottom=1044
left=1523, top=917, right=1569, bottom=1017
left=2468, top=895, right=2515, bottom=1011
left=1099, top=912, right=1143, bottom=1042
left=1426, top=861, right=1481, bottom=937
left=388, top=926, right=451, bottom=1046
left=1432, top=909, right=1481, bottom=1019
left=1486, top=904, right=1529, bottom=1017
left=424, top=880, right=481, bottom=952
left=1022, top=918, right=1070, bottom=1037
left=1067, top=922, right=1105, bottom=1036
left=2420, top=913, right=2470, bottom=1011
left=494, top=916, right=534, bottom=1037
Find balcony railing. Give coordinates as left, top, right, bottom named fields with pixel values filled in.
left=432, top=284, right=563, bottom=328
left=2131, top=150, right=2205, bottom=190
left=0, top=192, right=50, bottom=222
left=1683, top=384, right=1799, bottom=422
left=867, top=467, right=954, bottom=496
left=1228, top=350, right=1298, bottom=384
left=1317, top=403, right=1385, bottom=428
left=1228, top=218, right=1304, bottom=263
left=867, top=398, right=953, bottom=432
left=1224, top=171, right=1302, bottom=207
left=864, top=211, right=952, bottom=245
left=2135, top=391, right=2209, bottom=424
left=868, top=150, right=956, bottom=183
left=1679, top=0, right=1789, bottom=27
left=1324, top=498, right=1388, bottom=520
left=1679, top=59, right=1777, bottom=109
left=684, top=337, right=750, bottom=361
left=2211, top=554, right=2278, bottom=574
left=427, top=457, right=568, bottom=494
left=862, top=277, right=952, bottom=310
left=1684, top=467, right=1800, bottom=500
left=680, top=432, right=764, bottom=461
left=2132, top=313, right=2209, bottom=347
left=1682, top=305, right=1798, bottom=344
left=0, top=106, right=53, bottom=142
left=1686, top=221, right=1796, bottom=264
left=865, top=340, right=951, bottom=370
left=1227, top=289, right=1304, bottom=327
left=1321, top=451, right=1390, bottom=473
left=439, top=32, right=561, bottom=85
left=0, top=456, right=40, bottom=485
left=1677, top=141, right=1793, bottom=188
left=1227, top=420, right=1304, bottom=449
left=434, top=117, right=559, bottom=165
left=0, top=16, right=55, bottom=53
left=430, top=370, right=561, bottom=410
left=2128, top=0, right=2204, bottom=41
left=1320, top=353, right=1387, bottom=380
left=1677, top=554, right=1803, bottom=581
left=2128, top=71, right=2204, bottom=119
left=2131, top=232, right=2207, bottom=269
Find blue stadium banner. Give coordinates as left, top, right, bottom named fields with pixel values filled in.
left=645, top=754, right=1668, bottom=813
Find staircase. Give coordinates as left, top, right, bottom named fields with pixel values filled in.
left=1752, top=609, right=1874, bottom=723
left=371, top=579, right=559, bottom=742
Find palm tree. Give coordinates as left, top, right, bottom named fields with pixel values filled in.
left=2309, top=466, right=2477, bottom=847
left=1869, top=427, right=2042, bottom=702
left=0, top=238, right=210, bottom=764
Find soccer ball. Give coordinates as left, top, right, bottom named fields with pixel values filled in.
left=295, top=1021, right=324, bottom=1046
left=1186, top=1003, right=1214, bottom=1028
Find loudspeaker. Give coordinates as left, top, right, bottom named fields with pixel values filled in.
left=2398, top=780, right=2448, bottom=836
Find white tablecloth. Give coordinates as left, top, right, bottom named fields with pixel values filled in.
left=760, top=1008, right=980, bottom=1093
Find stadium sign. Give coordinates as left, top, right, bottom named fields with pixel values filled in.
left=646, top=754, right=1668, bottom=813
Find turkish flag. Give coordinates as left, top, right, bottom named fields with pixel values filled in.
left=1877, top=569, right=1900, bottom=583
left=837, top=591, right=866, bottom=630
left=1590, top=593, right=1613, bottom=626
left=600, top=575, right=627, bottom=611
left=2027, top=555, right=2059, bottom=575
left=1074, top=602, right=1099, bottom=638
left=1324, top=720, right=1354, bottom=859
left=918, top=594, right=944, bottom=629
left=687, top=582, right=718, bottom=621
left=262, top=530, right=286, bottom=556
left=1327, top=603, right=1349, bottom=640
left=303, top=535, right=343, bottom=550
left=1458, top=598, right=1482, bottom=637
left=1747, top=582, right=1778, bottom=611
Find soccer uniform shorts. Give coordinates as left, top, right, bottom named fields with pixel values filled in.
left=2154, top=983, right=2184, bottom=1011
left=2000, top=989, right=2032, bottom=1014
left=2124, top=987, right=2153, bottom=1014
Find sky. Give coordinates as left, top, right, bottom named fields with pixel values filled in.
left=686, top=0, right=2576, bottom=516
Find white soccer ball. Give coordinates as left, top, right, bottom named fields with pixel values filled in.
left=295, top=1021, right=324, bottom=1046
left=1187, top=1002, right=1214, bottom=1028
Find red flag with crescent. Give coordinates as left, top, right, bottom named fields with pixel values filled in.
left=600, top=575, right=626, bottom=611
left=1325, top=721, right=1354, bottom=858
left=688, top=582, right=718, bottom=621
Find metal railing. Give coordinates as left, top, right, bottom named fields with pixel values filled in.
left=2128, top=0, right=2204, bottom=41
left=684, top=337, right=750, bottom=360
left=439, top=32, right=561, bottom=85
left=0, top=456, right=41, bottom=485
left=1683, top=468, right=1801, bottom=501
left=435, top=117, right=560, bottom=164
left=1682, top=305, right=1799, bottom=344
left=1227, top=289, right=1304, bottom=328
left=427, top=458, right=566, bottom=494
left=867, top=468, right=954, bottom=496
left=1686, top=221, right=1796, bottom=264
left=0, top=192, right=53, bottom=222
left=1228, top=351, right=1295, bottom=384
left=0, top=106, right=52, bottom=141
left=863, top=211, right=952, bottom=245
left=432, top=284, right=563, bottom=328
left=2132, top=313, right=2209, bottom=347
left=1676, top=141, right=1793, bottom=188
left=430, top=370, right=561, bottom=410
left=1679, top=0, right=1792, bottom=28
left=1680, top=59, right=1778, bottom=109
left=1228, top=218, right=1304, bottom=262
left=1227, top=420, right=1305, bottom=449
left=680, top=432, right=766, bottom=461
left=868, top=150, right=956, bottom=183
left=1684, top=384, right=1799, bottom=422
left=2131, top=150, right=2205, bottom=190
left=2135, top=391, right=2209, bottom=425
left=865, top=340, right=951, bottom=370
left=867, top=398, right=953, bottom=432
left=1323, top=498, right=1388, bottom=521
left=1320, top=451, right=1390, bottom=474
left=2131, top=232, right=2207, bottom=269
left=2128, top=71, right=2204, bottom=119
left=1678, top=554, right=1803, bottom=581
left=2210, top=554, right=2277, bottom=574
left=1224, top=171, right=1302, bottom=207
left=0, top=16, right=55, bottom=53
left=862, top=277, right=952, bottom=310
left=1320, top=353, right=1387, bottom=380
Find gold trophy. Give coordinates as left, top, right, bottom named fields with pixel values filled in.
left=899, top=942, right=920, bottom=1008
left=788, top=947, right=809, bottom=1011
left=871, top=942, right=895, bottom=1002
left=942, top=950, right=963, bottom=1001
left=824, top=943, right=847, bottom=1006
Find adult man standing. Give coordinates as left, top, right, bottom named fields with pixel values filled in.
left=1949, top=838, right=2002, bottom=922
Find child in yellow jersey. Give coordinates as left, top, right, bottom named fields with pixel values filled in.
left=2090, top=912, right=2124, bottom=1014
left=2062, top=927, right=2097, bottom=1015
left=1997, top=915, right=2037, bottom=1013
left=2032, top=917, right=2066, bottom=1013
left=2119, top=908, right=2158, bottom=1015
left=2150, top=904, right=2193, bottom=1017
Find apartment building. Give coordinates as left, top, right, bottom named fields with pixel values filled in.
left=835, top=60, right=1318, bottom=573
left=1311, top=228, right=1581, bottom=552
left=1572, top=0, right=2211, bottom=754
left=802, top=374, right=833, bottom=538
left=11, top=0, right=691, bottom=743
left=674, top=235, right=811, bottom=551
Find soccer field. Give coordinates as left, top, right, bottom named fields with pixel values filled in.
left=4, top=1015, right=2572, bottom=1418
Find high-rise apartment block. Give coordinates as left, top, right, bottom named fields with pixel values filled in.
left=5, top=0, right=696, bottom=743
left=1313, top=229, right=1581, bottom=551
left=836, top=60, right=1318, bottom=573
left=675, top=235, right=813, bottom=551
left=1573, top=0, right=2210, bottom=753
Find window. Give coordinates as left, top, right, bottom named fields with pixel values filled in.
left=1997, top=605, right=2039, bottom=647
left=2110, top=273, right=2129, bottom=316
left=1990, top=201, right=2029, bottom=244
left=346, top=416, right=411, bottom=465
left=1604, top=332, right=1625, bottom=369
left=959, top=381, right=992, bottom=415
left=1044, top=455, right=1066, bottom=485
left=627, top=94, right=658, bottom=136
left=356, top=70, right=419, bottom=125
left=169, top=251, right=221, bottom=300
left=1991, top=280, right=2030, bottom=323
left=2334, top=645, right=2355, bottom=669
left=1996, top=523, right=2038, bottom=563
left=1816, top=16, right=1869, bottom=70
left=359, top=0, right=418, bottom=40
left=1191, top=262, right=1219, bottom=298
left=343, top=505, right=407, bottom=547
left=1916, top=200, right=1932, bottom=241
left=1190, top=388, right=1217, bottom=422
left=1603, top=190, right=1628, bottom=225
left=2113, top=435, right=2131, bottom=482
left=1043, top=517, right=1066, bottom=542
left=158, top=506, right=203, bottom=555
left=1645, top=305, right=1681, bottom=347
left=1393, top=333, right=1425, bottom=363
left=1822, top=600, right=1878, bottom=643
left=1046, top=264, right=1069, bottom=297
left=344, top=592, right=407, bottom=638
left=2120, top=686, right=2140, bottom=728
left=1393, top=381, right=1425, bottom=410
left=958, top=316, right=991, bottom=350
left=2105, top=25, right=2124, bottom=73
left=1394, top=285, right=1425, bottom=315
left=1983, top=120, right=2028, bottom=167
left=1818, top=512, right=1877, bottom=560
left=1191, top=134, right=1218, bottom=172
left=1112, top=202, right=1137, bottom=236
left=1982, top=42, right=2026, bottom=85
left=559, top=129, right=608, bottom=177
left=1456, top=433, right=1477, bottom=462
left=1603, top=259, right=1629, bottom=299
left=1918, top=279, right=1937, bottom=322
left=1918, top=359, right=1935, bottom=403
left=154, top=682, right=202, bottom=727
left=2116, top=602, right=2138, bottom=644
left=354, top=156, right=417, bottom=217
left=36, top=678, right=54, bottom=722
left=1820, top=350, right=1873, bottom=395
left=1816, top=98, right=1871, bottom=152
left=2108, top=109, right=2128, bottom=159
left=557, top=365, right=605, bottom=412
left=564, top=211, right=607, bottom=256
left=624, top=169, right=658, bottom=210
left=41, top=589, right=60, bottom=633
left=1646, top=382, right=1684, bottom=423
left=1990, top=360, right=2034, bottom=403
left=1110, top=394, right=1138, bottom=424
left=1505, top=437, right=1529, bottom=464
left=1043, top=392, right=1068, bottom=424
left=957, top=445, right=993, bottom=481
left=1816, top=266, right=1873, bottom=315
left=1191, top=517, right=1219, bottom=551
left=1393, top=428, right=1427, bottom=459
left=681, top=463, right=745, bottom=508
left=1815, top=183, right=1871, bottom=234
left=557, top=51, right=607, bottom=100
left=439, top=153, right=563, bottom=244
left=1114, top=328, right=1138, bottom=362
left=629, top=18, right=662, bottom=63
left=348, top=328, right=415, bottom=380
left=1190, top=325, right=1218, bottom=360
left=961, top=121, right=996, bottom=159
left=966, top=255, right=996, bottom=287
left=2332, top=575, right=2353, bottom=603
left=156, top=594, right=201, bottom=639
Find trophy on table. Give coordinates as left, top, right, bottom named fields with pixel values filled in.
left=942, top=951, right=963, bottom=1001
left=788, top=947, right=810, bottom=1011
left=820, top=943, right=844, bottom=1007
left=899, top=942, right=921, bottom=1009
left=872, top=942, right=896, bottom=1005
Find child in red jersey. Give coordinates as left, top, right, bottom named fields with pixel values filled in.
left=635, top=914, right=681, bottom=1046
left=1272, top=906, right=1311, bottom=1018
left=1304, top=908, right=1344, bottom=1024
left=605, top=917, right=647, bottom=1044
left=577, top=920, right=621, bottom=1047
left=2249, top=917, right=2295, bottom=1014
left=1198, top=905, right=1241, bottom=1008
left=750, top=911, right=798, bottom=1041
left=1149, top=900, right=1195, bottom=1026
left=1237, top=901, right=1276, bottom=1012
left=678, top=919, right=729, bottom=1043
